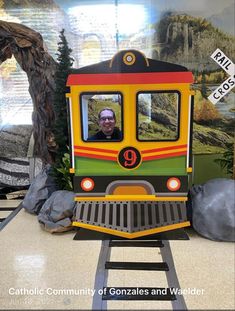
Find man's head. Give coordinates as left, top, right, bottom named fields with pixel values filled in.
left=98, top=108, right=116, bottom=136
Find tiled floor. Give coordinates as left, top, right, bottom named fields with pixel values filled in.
left=0, top=207, right=234, bottom=310
left=0, top=200, right=22, bottom=229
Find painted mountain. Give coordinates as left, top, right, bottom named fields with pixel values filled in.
left=151, top=13, right=235, bottom=154
left=153, top=12, right=234, bottom=71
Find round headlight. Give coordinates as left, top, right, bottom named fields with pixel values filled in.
left=81, top=178, right=95, bottom=191
left=167, top=177, right=181, bottom=191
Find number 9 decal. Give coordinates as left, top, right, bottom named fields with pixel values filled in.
left=118, top=147, right=141, bottom=169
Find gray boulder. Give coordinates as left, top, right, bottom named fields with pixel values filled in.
left=190, top=178, right=235, bottom=242
left=38, top=190, right=76, bottom=233
left=22, top=164, right=57, bottom=214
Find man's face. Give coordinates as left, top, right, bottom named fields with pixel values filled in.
left=98, top=109, right=116, bottom=135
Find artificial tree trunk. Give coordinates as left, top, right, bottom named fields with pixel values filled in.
left=0, top=20, right=57, bottom=164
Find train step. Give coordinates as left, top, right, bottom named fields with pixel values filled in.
left=105, top=261, right=169, bottom=271
left=102, top=287, right=176, bottom=301
left=109, top=240, right=164, bottom=247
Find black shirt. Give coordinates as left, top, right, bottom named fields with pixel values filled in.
left=87, top=127, right=122, bottom=141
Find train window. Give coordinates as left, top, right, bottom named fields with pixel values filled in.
left=80, top=93, right=123, bottom=141
left=137, top=91, right=180, bottom=141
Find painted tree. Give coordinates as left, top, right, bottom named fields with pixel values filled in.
left=194, top=100, right=222, bottom=125
left=52, top=29, right=74, bottom=162
left=50, top=29, right=74, bottom=190
left=200, top=72, right=207, bottom=99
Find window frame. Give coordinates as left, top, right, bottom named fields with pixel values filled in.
left=80, top=91, right=124, bottom=143
left=136, top=90, right=181, bottom=142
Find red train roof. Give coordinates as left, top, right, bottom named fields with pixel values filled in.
left=67, top=72, right=193, bottom=86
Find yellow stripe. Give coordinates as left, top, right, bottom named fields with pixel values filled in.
left=142, top=147, right=187, bottom=158
left=75, top=195, right=188, bottom=202
left=74, top=147, right=187, bottom=159
left=72, top=221, right=191, bottom=239
left=74, top=148, right=117, bottom=158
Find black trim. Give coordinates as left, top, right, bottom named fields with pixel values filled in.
left=189, top=95, right=194, bottom=168
left=136, top=90, right=181, bottom=142
left=73, top=228, right=189, bottom=240
left=66, top=97, right=73, bottom=170
left=79, top=91, right=124, bottom=143
left=70, top=50, right=189, bottom=74
left=73, top=175, right=188, bottom=193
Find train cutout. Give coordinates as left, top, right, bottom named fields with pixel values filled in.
left=66, top=49, right=194, bottom=238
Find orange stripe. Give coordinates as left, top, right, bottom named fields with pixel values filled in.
left=74, top=151, right=116, bottom=161
left=75, top=150, right=186, bottom=162
left=142, top=144, right=187, bottom=154
left=143, top=151, right=187, bottom=161
left=75, top=145, right=187, bottom=155
left=74, top=145, right=118, bottom=154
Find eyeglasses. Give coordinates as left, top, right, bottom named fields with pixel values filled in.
left=99, top=117, right=115, bottom=122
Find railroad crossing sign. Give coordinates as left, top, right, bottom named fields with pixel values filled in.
left=208, top=48, right=235, bottom=104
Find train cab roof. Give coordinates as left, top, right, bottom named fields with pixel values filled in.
left=67, top=49, right=194, bottom=85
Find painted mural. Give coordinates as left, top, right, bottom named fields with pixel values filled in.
left=0, top=0, right=234, bottom=162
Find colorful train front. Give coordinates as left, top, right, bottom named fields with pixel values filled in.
left=66, top=50, right=194, bottom=238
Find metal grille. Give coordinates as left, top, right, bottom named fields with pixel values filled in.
left=75, top=201, right=187, bottom=233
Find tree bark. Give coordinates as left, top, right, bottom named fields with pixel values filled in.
left=0, top=20, right=57, bottom=164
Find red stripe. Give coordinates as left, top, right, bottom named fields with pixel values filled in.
left=143, top=151, right=187, bottom=161
left=67, top=72, right=193, bottom=85
left=142, top=144, right=188, bottom=154
left=74, top=151, right=116, bottom=161
left=74, top=145, right=118, bottom=154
